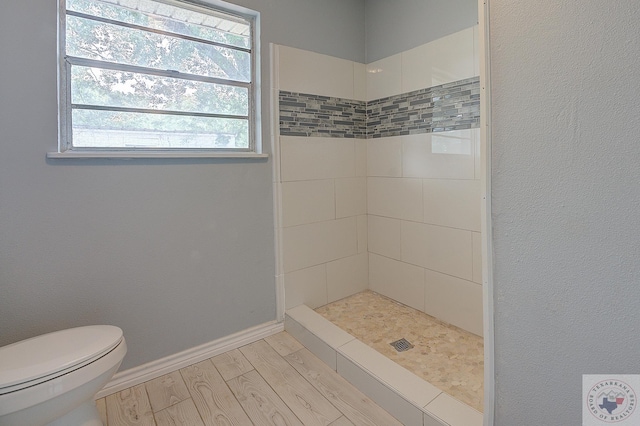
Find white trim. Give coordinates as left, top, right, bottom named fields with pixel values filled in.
left=479, top=1, right=495, bottom=425
left=95, top=320, right=283, bottom=398
left=270, top=43, right=286, bottom=322
left=47, top=151, right=268, bottom=159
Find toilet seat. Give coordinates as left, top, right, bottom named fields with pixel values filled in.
left=0, top=325, right=123, bottom=395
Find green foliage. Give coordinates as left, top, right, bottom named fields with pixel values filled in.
left=66, top=0, right=252, bottom=148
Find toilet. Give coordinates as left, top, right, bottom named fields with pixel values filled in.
left=0, top=325, right=126, bottom=426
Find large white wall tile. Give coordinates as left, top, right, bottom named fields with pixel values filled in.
left=366, top=53, right=402, bottom=101
left=353, top=62, right=367, bottom=102
left=280, top=137, right=355, bottom=182
left=355, top=139, right=367, bottom=177
left=472, top=232, right=482, bottom=284
left=284, top=264, right=327, bottom=309
left=278, top=45, right=355, bottom=100
left=367, top=177, right=423, bottom=222
left=473, top=25, right=480, bottom=77
left=367, top=215, right=401, bottom=260
left=402, top=27, right=475, bottom=92
left=401, top=221, right=473, bottom=280
left=402, top=132, right=475, bottom=180
left=369, top=254, right=425, bottom=312
left=422, top=179, right=481, bottom=231
left=326, top=253, right=368, bottom=303
left=367, top=137, right=403, bottom=177
left=473, top=128, right=481, bottom=180
left=424, top=269, right=483, bottom=336
left=283, top=217, right=358, bottom=272
left=357, top=215, right=368, bottom=254
left=282, top=179, right=335, bottom=227
left=335, top=177, right=367, bottom=218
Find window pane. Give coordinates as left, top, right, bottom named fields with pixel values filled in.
left=66, top=15, right=251, bottom=82
left=72, top=109, right=249, bottom=149
left=67, top=0, right=250, bottom=49
left=71, top=65, right=248, bottom=116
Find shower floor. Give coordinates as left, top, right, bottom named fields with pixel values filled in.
left=315, top=290, right=484, bottom=412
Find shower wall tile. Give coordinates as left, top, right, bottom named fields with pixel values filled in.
left=284, top=264, right=327, bottom=309
left=278, top=45, right=357, bottom=100
left=326, top=253, right=368, bottom=303
left=280, top=137, right=356, bottom=181
left=422, top=179, right=481, bottom=232
left=367, top=177, right=423, bottom=222
left=357, top=215, right=368, bottom=254
left=335, top=177, right=367, bottom=218
left=401, top=27, right=475, bottom=93
left=354, top=62, right=367, bottom=102
left=366, top=77, right=479, bottom=139
left=473, top=24, right=480, bottom=77
left=366, top=53, right=402, bottom=102
left=279, top=91, right=366, bottom=139
left=368, top=253, right=425, bottom=312
left=423, top=269, right=483, bottom=337
left=355, top=139, right=367, bottom=177
left=281, top=179, right=335, bottom=227
left=402, top=131, right=476, bottom=180
left=401, top=221, right=473, bottom=281
left=367, top=215, right=402, bottom=260
left=367, top=137, right=403, bottom=177
left=474, top=129, right=482, bottom=180
left=472, top=232, right=482, bottom=284
left=282, top=217, right=357, bottom=273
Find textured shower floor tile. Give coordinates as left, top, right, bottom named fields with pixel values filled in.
left=315, top=290, right=484, bottom=412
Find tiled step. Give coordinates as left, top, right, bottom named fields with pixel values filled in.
left=285, top=305, right=483, bottom=426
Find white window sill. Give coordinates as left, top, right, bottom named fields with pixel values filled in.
left=47, top=151, right=269, bottom=159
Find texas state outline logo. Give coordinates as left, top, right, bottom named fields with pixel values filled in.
left=583, top=375, right=639, bottom=425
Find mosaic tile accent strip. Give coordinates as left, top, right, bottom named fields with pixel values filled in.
left=279, top=76, right=480, bottom=139
left=279, top=91, right=367, bottom=138
left=367, top=76, right=480, bottom=138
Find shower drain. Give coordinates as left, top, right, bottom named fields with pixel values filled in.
left=390, top=338, right=414, bottom=352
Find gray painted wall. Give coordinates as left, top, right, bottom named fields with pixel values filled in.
left=0, top=0, right=364, bottom=371
left=365, top=0, right=478, bottom=62
left=490, top=1, right=640, bottom=423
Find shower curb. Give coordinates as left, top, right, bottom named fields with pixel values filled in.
left=285, top=305, right=482, bottom=426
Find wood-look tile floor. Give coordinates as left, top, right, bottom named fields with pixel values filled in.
left=95, top=331, right=402, bottom=426
left=316, top=291, right=484, bottom=412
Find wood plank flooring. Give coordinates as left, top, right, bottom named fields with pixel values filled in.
left=97, top=332, right=402, bottom=426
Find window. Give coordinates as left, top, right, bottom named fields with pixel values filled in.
left=57, top=0, right=258, bottom=155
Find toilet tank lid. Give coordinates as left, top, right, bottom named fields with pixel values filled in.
left=0, top=325, right=123, bottom=389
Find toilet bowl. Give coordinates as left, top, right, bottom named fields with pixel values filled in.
left=0, top=325, right=126, bottom=426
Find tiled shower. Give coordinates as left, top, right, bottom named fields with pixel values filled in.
left=274, top=24, right=483, bottom=337
left=272, top=25, right=483, bottom=425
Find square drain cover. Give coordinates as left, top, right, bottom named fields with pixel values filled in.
left=390, top=338, right=413, bottom=352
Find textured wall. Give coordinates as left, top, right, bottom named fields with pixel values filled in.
left=365, top=0, right=477, bottom=62
left=0, top=0, right=364, bottom=371
left=490, top=1, right=640, bottom=423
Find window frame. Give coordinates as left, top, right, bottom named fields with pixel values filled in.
left=53, top=0, right=264, bottom=158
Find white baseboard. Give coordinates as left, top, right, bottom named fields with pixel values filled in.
left=96, top=320, right=284, bottom=398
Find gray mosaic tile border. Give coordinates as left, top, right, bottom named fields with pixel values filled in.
left=278, top=76, right=480, bottom=139
left=279, top=91, right=366, bottom=138
left=368, top=76, right=480, bottom=138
